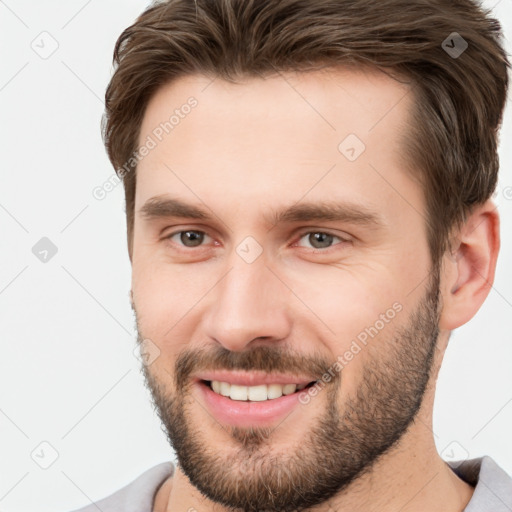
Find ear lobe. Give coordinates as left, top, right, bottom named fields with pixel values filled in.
left=438, top=200, right=500, bottom=331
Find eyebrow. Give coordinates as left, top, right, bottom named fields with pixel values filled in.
left=139, top=195, right=384, bottom=229
left=140, top=196, right=210, bottom=221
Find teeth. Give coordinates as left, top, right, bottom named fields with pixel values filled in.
left=282, top=384, right=297, bottom=395
left=248, top=384, right=268, bottom=401
left=267, top=383, right=284, bottom=400
left=209, top=381, right=313, bottom=401
left=219, top=381, right=231, bottom=397
left=230, top=384, right=248, bottom=401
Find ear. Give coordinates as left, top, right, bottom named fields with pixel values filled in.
left=439, top=200, right=500, bottom=330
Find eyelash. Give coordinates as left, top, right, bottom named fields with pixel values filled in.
left=163, top=229, right=350, bottom=252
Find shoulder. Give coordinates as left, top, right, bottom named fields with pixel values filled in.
left=448, top=455, right=512, bottom=511
left=67, top=461, right=175, bottom=512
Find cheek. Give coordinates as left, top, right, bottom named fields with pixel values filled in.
left=281, top=261, right=401, bottom=340
left=131, top=257, right=218, bottom=351
left=281, top=263, right=407, bottom=386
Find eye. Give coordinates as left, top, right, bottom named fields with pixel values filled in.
left=165, top=230, right=212, bottom=248
left=295, top=231, right=348, bottom=250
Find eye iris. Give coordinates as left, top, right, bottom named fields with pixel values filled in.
left=309, top=232, right=333, bottom=249
left=181, top=230, right=204, bottom=247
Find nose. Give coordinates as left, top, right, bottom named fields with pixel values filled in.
left=202, top=255, right=293, bottom=351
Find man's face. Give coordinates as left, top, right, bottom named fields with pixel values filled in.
left=131, top=68, right=441, bottom=511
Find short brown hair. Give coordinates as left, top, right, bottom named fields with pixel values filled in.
left=102, top=0, right=509, bottom=263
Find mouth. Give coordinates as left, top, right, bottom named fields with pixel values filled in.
left=201, top=379, right=318, bottom=402
left=196, top=378, right=319, bottom=428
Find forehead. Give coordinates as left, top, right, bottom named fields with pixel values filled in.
left=135, top=67, right=420, bottom=225
left=138, top=66, right=412, bottom=152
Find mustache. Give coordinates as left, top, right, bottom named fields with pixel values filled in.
left=173, top=344, right=336, bottom=392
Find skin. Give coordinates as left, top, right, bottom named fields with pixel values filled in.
left=129, top=67, right=499, bottom=512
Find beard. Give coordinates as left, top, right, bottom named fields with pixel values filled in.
left=133, top=265, right=441, bottom=512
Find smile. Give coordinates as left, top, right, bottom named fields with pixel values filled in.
left=196, top=379, right=319, bottom=428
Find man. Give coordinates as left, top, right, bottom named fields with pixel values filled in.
left=73, top=0, right=511, bottom=510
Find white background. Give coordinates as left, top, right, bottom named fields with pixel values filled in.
left=0, top=1, right=511, bottom=511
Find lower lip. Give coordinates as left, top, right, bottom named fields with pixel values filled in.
left=196, top=380, right=311, bottom=428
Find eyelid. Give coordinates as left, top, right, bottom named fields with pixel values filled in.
left=294, top=228, right=351, bottom=242
left=161, top=224, right=213, bottom=238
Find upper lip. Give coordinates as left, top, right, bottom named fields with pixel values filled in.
left=194, top=371, right=317, bottom=387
